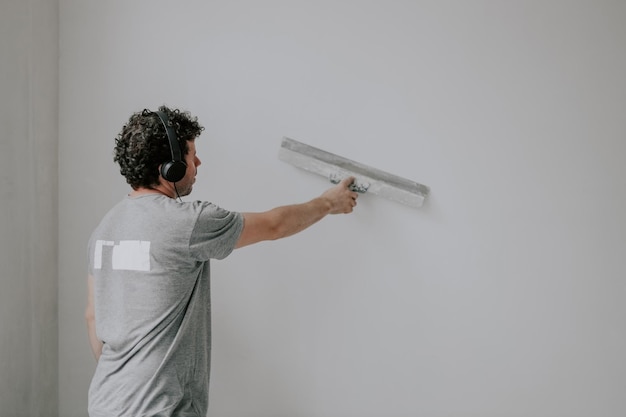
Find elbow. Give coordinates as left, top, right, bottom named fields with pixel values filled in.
left=265, top=210, right=290, bottom=240
left=267, top=222, right=286, bottom=241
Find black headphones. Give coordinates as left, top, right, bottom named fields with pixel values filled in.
left=154, top=110, right=187, bottom=183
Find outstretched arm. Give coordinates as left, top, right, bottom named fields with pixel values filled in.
left=235, top=177, right=358, bottom=249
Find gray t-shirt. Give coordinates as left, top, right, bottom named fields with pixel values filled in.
left=87, top=194, right=243, bottom=417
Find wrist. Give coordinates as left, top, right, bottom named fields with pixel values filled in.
left=314, top=196, right=333, bottom=214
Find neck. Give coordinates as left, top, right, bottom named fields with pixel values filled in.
left=129, top=185, right=175, bottom=199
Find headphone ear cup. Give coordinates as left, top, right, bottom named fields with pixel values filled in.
left=161, top=160, right=187, bottom=183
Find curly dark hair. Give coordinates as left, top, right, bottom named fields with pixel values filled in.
left=113, top=106, right=204, bottom=189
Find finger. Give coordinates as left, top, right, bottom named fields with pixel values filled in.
left=339, top=176, right=356, bottom=188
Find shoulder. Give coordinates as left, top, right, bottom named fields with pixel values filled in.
left=187, top=200, right=243, bottom=228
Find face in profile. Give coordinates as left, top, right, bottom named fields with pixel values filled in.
left=174, top=140, right=201, bottom=196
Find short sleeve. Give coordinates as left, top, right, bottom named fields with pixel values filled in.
left=188, top=202, right=244, bottom=261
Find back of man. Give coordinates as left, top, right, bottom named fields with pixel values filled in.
left=85, top=106, right=357, bottom=417
left=87, top=194, right=243, bottom=416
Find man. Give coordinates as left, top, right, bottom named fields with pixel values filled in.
left=85, top=106, right=358, bottom=416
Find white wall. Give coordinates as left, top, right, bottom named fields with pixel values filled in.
left=0, top=0, right=58, bottom=415
left=59, top=1, right=626, bottom=416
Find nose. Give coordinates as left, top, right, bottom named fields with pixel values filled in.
left=195, top=156, right=201, bottom=167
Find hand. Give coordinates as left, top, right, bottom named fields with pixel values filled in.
left=321, top=176, right=359, bottom=214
